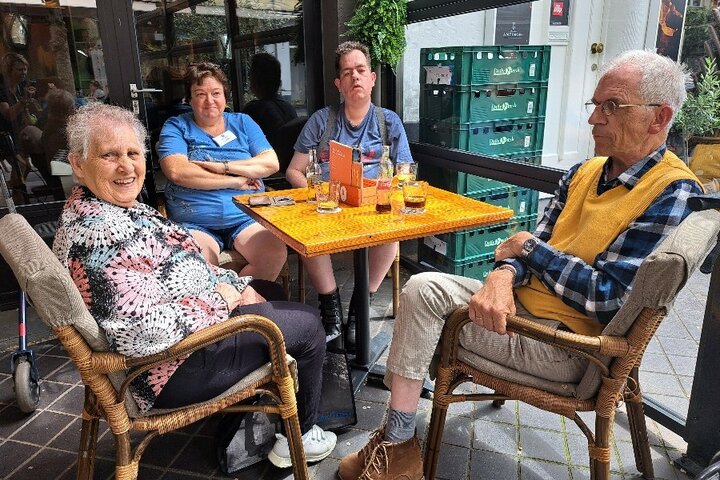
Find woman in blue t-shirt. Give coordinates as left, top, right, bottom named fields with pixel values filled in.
left=158, top=63, right=287, bottom=281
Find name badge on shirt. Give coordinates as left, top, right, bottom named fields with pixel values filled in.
left=213, top=130, right=237, bottom=147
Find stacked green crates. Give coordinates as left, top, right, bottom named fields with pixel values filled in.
left=417, top=45, right=550, bottom=280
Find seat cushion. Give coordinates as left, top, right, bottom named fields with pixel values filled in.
left=457, top=347, right=580, bottom=398
left=139, top=354, right=297, bottom=418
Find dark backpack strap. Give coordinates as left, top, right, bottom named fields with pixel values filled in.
left=317, top=105, right=338, bottom=159
left=318, top=105, right=387, bottom=159
left=375, top=106, right=387, bottom=146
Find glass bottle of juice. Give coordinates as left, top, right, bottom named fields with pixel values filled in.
left=376, top=145, right=393, bottom=213
left=306, top=148, right=321, bottom=202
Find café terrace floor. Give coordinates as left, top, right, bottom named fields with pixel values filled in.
left=0, top=247, right=710, bottom=479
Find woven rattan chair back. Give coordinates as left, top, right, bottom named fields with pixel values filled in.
left=0, top=213, right=308, bottom=480
left=424, top=209, right=720, bottom=480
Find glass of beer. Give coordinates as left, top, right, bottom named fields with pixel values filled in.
left=395, top=163, right=417, bottom=187
left=315, top=180, right=341, bottom=213
left=402, top=180, right=428, bottom=214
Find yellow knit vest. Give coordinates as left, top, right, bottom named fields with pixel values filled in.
left=514, top=150, right=698, bottom=335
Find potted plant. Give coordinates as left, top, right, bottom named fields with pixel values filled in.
left=673, top=56, right=720, bottom=187
left=345, top=0, right=408, bottom=72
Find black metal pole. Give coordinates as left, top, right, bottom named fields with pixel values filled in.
left=676, top=253, right=720, bottom=474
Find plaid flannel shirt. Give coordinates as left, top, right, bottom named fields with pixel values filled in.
left=504, top=146, right=703, bottom=326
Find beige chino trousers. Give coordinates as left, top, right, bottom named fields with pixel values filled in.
left=385, top=272, right=588, bottom=388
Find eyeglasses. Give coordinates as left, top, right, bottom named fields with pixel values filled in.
left=584, top=99, right=662, bottom=116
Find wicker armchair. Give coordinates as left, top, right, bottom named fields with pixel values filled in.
left=0, top=213, right=308, bottom=480
left=424, top=209, right=720, bottom=480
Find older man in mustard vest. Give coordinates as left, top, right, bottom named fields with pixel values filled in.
left=336, top=50, right=704, bottom=480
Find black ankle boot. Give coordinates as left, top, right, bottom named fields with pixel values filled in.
left=345, top=291, right=373, bottom=353
left=318, top=288, right=343, bottom=343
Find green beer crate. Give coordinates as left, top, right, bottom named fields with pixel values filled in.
left=471, top=187, right=539, bottom=218
left=486, top=186, right=539, bottom=218
left=420, top=118, right=545, bottom=157
left=421, top=45, right=551, bottom=86
left=419, top=160, right=541, bottom=198
left=420, top=163, right=510, bottom=195
left=473, top=186, right=512, bottom=210
left=420, top=214, right=537, bottom=262
left=420, top=82, right=548, bottom=124
left=418, top=248, right=496, bottom=281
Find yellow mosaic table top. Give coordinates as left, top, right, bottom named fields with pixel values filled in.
left=234, top=186, right=514, bottom=257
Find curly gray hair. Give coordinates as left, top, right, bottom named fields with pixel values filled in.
left=66, top=103, right=147, bottom=163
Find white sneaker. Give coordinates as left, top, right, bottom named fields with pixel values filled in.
left=268, top=424, right=337, bottom=468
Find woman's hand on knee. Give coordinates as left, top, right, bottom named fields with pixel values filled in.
left=215, top=283, right=243, bottom=310
left=216, top=284, right=266, bottom=310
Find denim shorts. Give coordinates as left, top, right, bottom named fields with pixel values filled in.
left=181, top=217, right=257, bottom=251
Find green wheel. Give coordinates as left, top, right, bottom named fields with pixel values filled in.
left=13, top=357, right=40, bottom=413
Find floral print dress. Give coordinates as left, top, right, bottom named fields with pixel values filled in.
left=53, top=186, right=252, bottom=412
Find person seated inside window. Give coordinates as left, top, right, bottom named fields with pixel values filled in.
left=243, top=52, right=298, bottom=141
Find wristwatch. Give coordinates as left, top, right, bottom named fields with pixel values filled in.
left=520, top=237, right=539, bottom=259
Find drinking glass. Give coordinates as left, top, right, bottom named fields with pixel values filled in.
left=315, top=180, right=341, bottom=213
left=395, top=163, right=417, bottom=187
left=390, top=186, right=405, bottom=221
left=402, top=180, right=428, bottom=214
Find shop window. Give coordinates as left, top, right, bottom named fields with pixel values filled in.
left=1, top=2, right=103, bottom=209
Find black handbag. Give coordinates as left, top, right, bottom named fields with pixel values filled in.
left=316, top=350, right=357, bottom=430
left=216, top=400, right=281, bottom=474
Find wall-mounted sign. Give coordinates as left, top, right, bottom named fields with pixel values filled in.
left=495, top=3, right=532, bottom=45
left=549, top=0, right=570, bottom=27
left=655, top=0, right=688, bottom=61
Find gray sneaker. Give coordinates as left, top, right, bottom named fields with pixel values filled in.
left=268, top=424, right=337, bottom=468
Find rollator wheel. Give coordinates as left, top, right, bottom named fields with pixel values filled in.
left=13, top=357, right=40, bottom=413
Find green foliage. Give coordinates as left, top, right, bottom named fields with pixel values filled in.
left=675, top=57, right=720, bottom=139
left=681, top=7, right=712, bottom=66
left=345, top=0, right=408, bottom=72
left=173, top=12, right=227, bottom=46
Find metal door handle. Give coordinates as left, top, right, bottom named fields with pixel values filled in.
left=130, top=84, right=163, bottom=98
left=591, top=42, right=604, bottom=54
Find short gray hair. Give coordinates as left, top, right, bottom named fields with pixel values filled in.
left=66, top=103, right=147, bottom=163
left=600, top=50, right=689, bottom=128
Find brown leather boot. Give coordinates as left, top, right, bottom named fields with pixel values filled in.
left=337, top=429, right=423, bottom=480
left=338, top=428, right=384, bottom=480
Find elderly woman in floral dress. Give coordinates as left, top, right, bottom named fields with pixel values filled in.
left=52, top=102, right=336, bottom=468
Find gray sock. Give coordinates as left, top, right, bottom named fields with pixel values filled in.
left=384, top=408, right=416, bottom=443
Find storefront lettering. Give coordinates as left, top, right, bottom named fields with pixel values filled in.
left=485, top=237, right=506, bottom=248
left=492, top=66, right=523, bottom=77
left=491, top=102, right=518, bottom=112
left=489, top=136, right=515, bottom=146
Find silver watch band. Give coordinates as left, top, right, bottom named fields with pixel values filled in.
left=494, top=264, right=517, bottom=278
